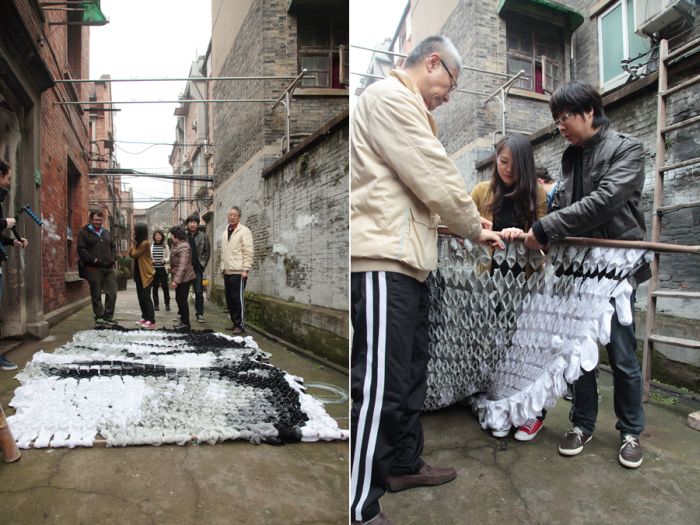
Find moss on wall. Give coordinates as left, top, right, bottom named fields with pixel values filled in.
left=210, top=285, right=348, bottom=367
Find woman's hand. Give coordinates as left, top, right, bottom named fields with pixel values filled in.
left=171, top=282, right=178, bottom=289
left=480, top=217, right=493, bottom=230
left=477, top=229, right=505, bottom=250
left=500, top=227, right=523, bottom=241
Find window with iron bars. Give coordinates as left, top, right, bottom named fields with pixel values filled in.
left=506, top=20, right=565, bottom=95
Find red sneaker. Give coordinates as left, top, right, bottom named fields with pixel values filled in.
left=514, top=418, right=544, bottom=442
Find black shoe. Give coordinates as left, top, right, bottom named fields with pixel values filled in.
left=196, top=314, right=204, bottom=323
left=0, top=354, right=18, bottom=371
left=619, top=435, right=643, bottom=468
left=154, top=305, right=160, bottom=311
left=165, top=305, right=171, bottom=312
left=559, top=427, right=593, bottom=456
left=173, top=322, right=190, bottom=330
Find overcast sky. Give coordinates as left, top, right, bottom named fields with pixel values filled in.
left=90, top=1, right=212, bottom=209
left=349, top=0, right=407, bottom=110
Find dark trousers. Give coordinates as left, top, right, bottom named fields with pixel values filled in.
left=86, top=268, right=117, bottom=321
left=151, top=267, right=170, bottom=308
left=175, top=280, right=192, bottom=326
left=192, top=269, right=204, bottom=317
left=350, top=271, right=429, bottom=523
left=571, top=292, right=645, bottom=437
left=224, top=274, right=247, bottom=329
left=134, top=271, right=155, bottom=323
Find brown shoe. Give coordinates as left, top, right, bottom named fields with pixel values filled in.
left=232, top=326, right=243, bottom=334
left=386, top=463, right=457, bottom=493
left=351, top=512, right=394, bottom=525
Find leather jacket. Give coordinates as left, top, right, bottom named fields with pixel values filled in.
left=187, top=230, right=210, bottom=271
left=533, top=126, right=650, bottom=283
left=536, top=126, right=646, bottom=242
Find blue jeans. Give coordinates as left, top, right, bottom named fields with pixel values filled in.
left=571, top=292, right=645, bottom=437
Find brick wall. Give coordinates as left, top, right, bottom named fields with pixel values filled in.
left=212, top=0, right=348, bottom=186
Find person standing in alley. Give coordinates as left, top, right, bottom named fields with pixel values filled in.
left=151, top=229, right=171, bottom=312
left=186, top=214, right=210, bottom=323
left=77, top=209, right=118, bottom=327
left=0, top=159, right=28, bottom=371
left=350, top=36, right=503, bottom=525
left=170, top=226, right=196, bottom=330
left=129, top=223, right=156, bottom=329
left=220, top=206, right=253, bottom=334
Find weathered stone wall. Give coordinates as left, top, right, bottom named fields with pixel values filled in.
left=210, top=117, right=348, bottom=364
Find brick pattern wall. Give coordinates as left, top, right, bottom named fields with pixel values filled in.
left=212, top=122, right=348, bottom=311
left=35, top=8, right=91, bottom=313
left=212, top=0, right=348, bottom=186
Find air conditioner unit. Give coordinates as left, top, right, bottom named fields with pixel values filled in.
left=635, top=0, right=694, bottom=36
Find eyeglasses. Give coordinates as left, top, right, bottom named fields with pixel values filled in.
left=440, top=58, right=458, bottom=92
left=554, top=111, right=576, bottom=127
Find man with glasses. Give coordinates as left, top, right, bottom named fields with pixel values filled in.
left=524, top=81, right=648, bottom=469
left=350, top=35, right=503, bottom=525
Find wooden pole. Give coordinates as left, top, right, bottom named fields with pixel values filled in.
left=0, top=404, right=21, bottom=462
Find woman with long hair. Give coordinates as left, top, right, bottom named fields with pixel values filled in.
left=169, top=225, right=195, bottom=330
left=471, top=133, right=548, bottom=441
left=151, top=229, right=171, bottom=312
left=129, top=222, right=156, bottom=328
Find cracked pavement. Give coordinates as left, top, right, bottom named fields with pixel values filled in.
left=382, top=377, right=700, bottom=525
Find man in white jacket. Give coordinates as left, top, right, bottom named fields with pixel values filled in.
left=220, top=206, right=253, bottom=334
left=350, top=36, right=503, bottom=525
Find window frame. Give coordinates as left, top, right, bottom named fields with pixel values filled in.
left=597, top=0, right=649, bottom=91
left=505, top=19, right=565, bottom=95
left=296, top=6, right=348, bottom=89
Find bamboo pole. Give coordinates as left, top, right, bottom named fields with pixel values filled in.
left=0, top=404, right=21, bottom=462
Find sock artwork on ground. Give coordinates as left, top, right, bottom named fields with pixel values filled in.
left=424, top=235, right=649, bottom=432
left=7, top=328, right=348, bottom=448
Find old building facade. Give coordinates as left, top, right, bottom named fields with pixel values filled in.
left=208, top=0, right=349, bottom=364
left=0, top=1, right=108, bottom=338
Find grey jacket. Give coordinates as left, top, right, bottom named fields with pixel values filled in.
left=187, top=230, right=210, bottom=271
left=537, top=126, right=646, bottom=242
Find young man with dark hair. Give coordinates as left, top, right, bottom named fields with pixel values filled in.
left=77, top=209, right=118, bottom=326
left=0, top=160, right=28, bottom=371
left=524, top=80, right=648, bottom=469
left=185, top=214, right=210, bottom=323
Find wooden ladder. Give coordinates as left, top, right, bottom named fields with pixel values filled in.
left=642, top=36, right=700, bottom=403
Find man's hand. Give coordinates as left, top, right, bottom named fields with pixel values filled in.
left=477, top=229, right=505, bottom=250
left=480, top=217, right=493, bottom=230
left=5, top=218, right=16, bottom=229
left=242, top=271, right=248, bottom=278
left=13, top=238, right=28, bottom=248
left=524, top=228, right=545, bottom=250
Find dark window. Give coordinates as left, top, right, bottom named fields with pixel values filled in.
left=296, top=4, right=349, bottom=88
left=67, top=5, right=83, bottom=78
left=506, top=20, right=564, bottom=94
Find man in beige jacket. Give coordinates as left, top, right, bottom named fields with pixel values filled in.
left=350, top=36, right=503, bottom=525
left=220, top=206, right=254, bottom=334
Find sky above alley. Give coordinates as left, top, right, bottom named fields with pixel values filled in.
left=90, top=1, right=212, bottom=209
left=349, top=0, right=408, bottom=110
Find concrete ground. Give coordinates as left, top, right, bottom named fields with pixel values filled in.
left=0, top=288, right=349, bottom=525
left=382, top=374, right=700, bottom=525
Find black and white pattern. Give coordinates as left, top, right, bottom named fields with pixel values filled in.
left=8, top=328, right=348, bottom=448
left=425, top=236, right=648, bottom=431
